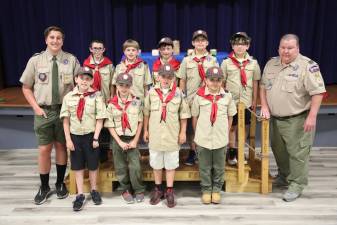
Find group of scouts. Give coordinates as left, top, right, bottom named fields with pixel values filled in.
left=20, top=26, right=326, bottom=211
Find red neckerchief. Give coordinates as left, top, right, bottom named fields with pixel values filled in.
left=228, top=51, right=250, bottom=88
left=193, top=56, right=207, bottom=81
left=109, top=95, right=134, bottom=134
left=197, top=86, right=223, bottom=126
left=83, top=56, right=113, bottom=91
left=152, top=57, right=180, bottom=72
left=154, top=82, right=177, bottom=123
left=124, top=58, right=144, bottom=73
left=76, top=90, right=97, bottom=122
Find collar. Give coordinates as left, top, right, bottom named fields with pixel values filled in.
left=191, top=50, right=209, bottom=58
left=154, top=82, right=175, bottom=91
left=117, top=93, right=133, bottom=103
left=46, top=49, right=63, bottom=62
left=204, top=86, right=225, bottom=95
left=71, top=86, right=95, bottom=96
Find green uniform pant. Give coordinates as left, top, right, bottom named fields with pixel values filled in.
left=34, top=105, right=65, bottom=145
left=197, top=145, right=225, bottom=193
left=112, top=136, right=145, bottom=194
left=271, top=113, right=314, bottom=194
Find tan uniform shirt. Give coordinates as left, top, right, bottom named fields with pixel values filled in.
left=112, top=61, right=152, bottom=99
left=221, top=53, right=261, bottom=108
left=144, top=83, right=191, bottom=152
left=152, top=58, right=179, bottom=85
left=86, top=57, right=115, bottom=103
left=177, top=52, right=219, bottom=105
left=261, top=54, right=326, bottom=117
left=20, top=49, right=81, bottom=105
left=60, top=88, right=107, bottom=135
left=191, top=87, right=237, bottom=149
left=104, top=95, right=143, bottom=136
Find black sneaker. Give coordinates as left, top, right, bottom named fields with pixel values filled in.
left=55, top=182, right=69, bottom=199
left=34, top=186, right=52, bottom=205
left=90, top=190, right=102, bottom=205
left=73, top=194, right=85, bottom=211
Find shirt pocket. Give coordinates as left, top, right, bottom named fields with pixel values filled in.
left=186, top=62, right=197, bottom=79
left=281, top=76, right=299, bottom=93
left=150, top=99, right=160, bottom=111
left=100, top=67, right=111, bottom=81
left=217, top=98, right=229, bottom=116
left=167, top=97, right=180, bottom=113
left=68, top=100, right=78, bottom=115
left=85, top=100, right=96, bottom=114
left=36, top=68, right=50, bottom=84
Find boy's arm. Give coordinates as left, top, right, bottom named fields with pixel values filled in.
left=177, top=58, right=187, bottom=93
left=63, top=117, right=74, bottom=151
left=252, top=80, right=258, bottom=112
left=107, top=127, right=129, bottom=151
left=178, top=119, right=187, bottom=144
left=228, top=116, right=233, bottom=134
left=129, top=122, right=143, bottom=149
left=93, top=119, right=103, bottom=148
left=143, top=115, right=149, bottom=143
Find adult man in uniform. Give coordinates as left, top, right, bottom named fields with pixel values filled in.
left=260, top=34, right=326, bottom=201
left=20, top=26, right=80, bottom=204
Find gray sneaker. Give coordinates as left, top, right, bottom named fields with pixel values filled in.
left=273, top=176, right=289, bottom=188
left=135, top=192, right=145, bottom=203
left=282, top=191, right=301, bottom=202
left=121, top=190, right=134, bottom=204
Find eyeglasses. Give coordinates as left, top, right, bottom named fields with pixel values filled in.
left=91, top=47, right=104, bottom=51
left=78, top=75, right=92, bottom=81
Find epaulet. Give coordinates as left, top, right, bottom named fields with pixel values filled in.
left=63, top=51, right=75, bottom=57
left=33, top=51, right=44, bottom=57
left=308, top=60, right=315, bottom=64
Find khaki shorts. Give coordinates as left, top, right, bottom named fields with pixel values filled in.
left=149, top=149, right=179, bottom=170
left=34, top=106, right=65, bottom=145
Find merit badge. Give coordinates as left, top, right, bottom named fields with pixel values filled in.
left=38, top=73, right=47, bottom=82
left=63, top=59, right=69, bottom=65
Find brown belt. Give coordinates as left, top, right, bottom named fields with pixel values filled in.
left=39, top=104, right=62, bottom=110
left=272, top=110, right=309, bottom=120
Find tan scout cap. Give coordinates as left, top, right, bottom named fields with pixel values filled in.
left=206, top=66, right=223, bottom=79
left=158, top=37, right=174, bottom=48
left=158, top=63, right=175, bottom=77
left=192, top=30, right=208, bottom=41
left=77, top=67, right=93, bottom=77
left=116, top=73, right=133, bottom=85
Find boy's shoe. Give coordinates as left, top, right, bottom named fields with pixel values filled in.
left=149, top=187, right=164, bottom=205
left=226, top=148, right=238, bottom=166
left=211, top=192, right=221, bottom=204
left=121, top=190, right=134, bottom=204
left=73, top=194, right=85, bottom=211
left=55, top=182, right=69, bottom=199
left=201, top=193, right=212, bottom=204
left=135, top=192, right=145, bottom=203
left=282, top=191, right=301, bottom=202
left=90, top=190, right=102, bottom=205
left=184, top=150, right=197, bottom=166
left=34, top=186, right=52, bottom=205
left=165, top=188, right=176, bottom=208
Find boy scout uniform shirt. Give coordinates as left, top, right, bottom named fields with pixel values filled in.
left=87, top=57, right=115, bottom=102
left=261, top=54, right=326, bottom=117
left=221, top=53, right=261, bottom=108
left=191, top=87, right=237, bottom=149
left=104, top=95, right=143, bottom=136
left=20, top=49, right=81, bottom=105
left=60, top=88, right=107, bottom=135
left=112, top=61, right=152, bottom=99
left=176, top=52, right=219, bottom=105
left=143, top=84, right=191, bottom=152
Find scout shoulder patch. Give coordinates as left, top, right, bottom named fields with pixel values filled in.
left=33, top=51, right=44, bottom=57
left=309, top=64, right=320, bottom=73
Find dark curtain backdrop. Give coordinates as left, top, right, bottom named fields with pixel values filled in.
left=1, top=0, right=336, bottom=87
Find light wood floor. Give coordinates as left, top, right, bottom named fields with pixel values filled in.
left=0, top=148, right=336, bottom=225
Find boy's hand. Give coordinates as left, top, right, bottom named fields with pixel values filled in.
left=66, top=140, right=75, bottom=151
left=93, top=140, right=99, bottom=149
left=260, top=105, right=270, bottom=119
left=119, top=141, right=129, bottom=151
left=178, top=132, right=186, bottom=145
left=143, top=130, right=149, bottom=143
left=128, top=139, right=138, bottom=149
